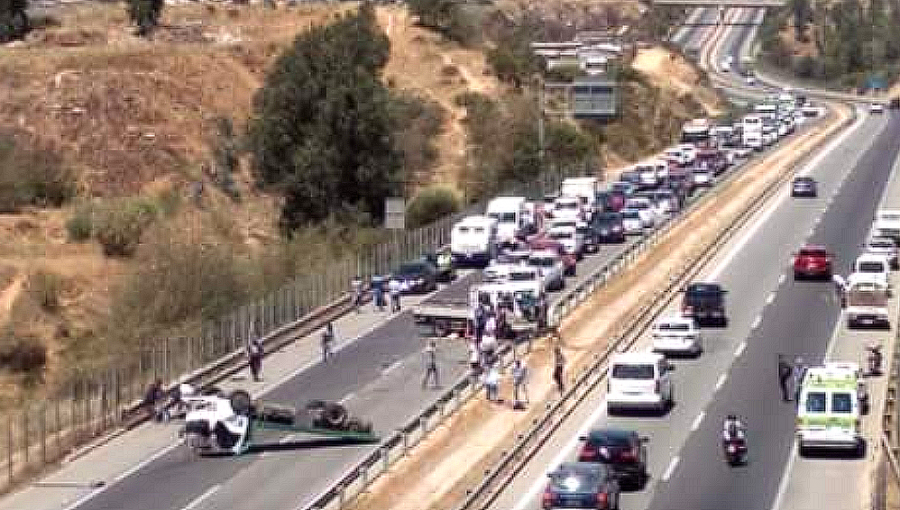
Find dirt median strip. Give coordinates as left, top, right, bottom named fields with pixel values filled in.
left=343, top=104, right=852, bottom=510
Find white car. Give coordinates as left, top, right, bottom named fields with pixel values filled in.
left=745, top=75, right=757, bottom=86
left=551, top=196, right=583, bottom=221
left=634, top=163, right=659, bottom=188
left=547, top=225, right=584, bottom=259
left=483, top=261, right=518, bottom=282
left=851, top=253, right=892, bottom=292
left=527, top=250, right=565, bottom=291
left=607, top=352, right=674, bottom=413
left=504, top=266, right=545, bottom=296
left=663, top=148, right=691, bottom=167
left=652, top=316, right=703, bottom=356
left=621, top=210, right=645, bottom=235
left=870, top=103, right=885, bottom=114
left=624, top=198, right=657, bottom=227
left=865, top=236, right=899, bottom=269
left=692, top=169, right=714, bottom=187
left=677, top=144, right=698, bottom=164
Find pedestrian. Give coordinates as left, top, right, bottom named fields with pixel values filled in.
left=422, top=340, right=440, bottom=389
left=553, top=344, right=566, bottom=394
left=247, top=337, right=263, bottom=382
left=321, top=322, right=335, bottom=362
left=777, top=354, right=793, bottom=402
left=793, top=356, right=806, bottom=401
left=351, top=275, right=364, bottom=313
left=512, top=359, right=529, bottom=409
left=143, top=378, right=166, bottom=422
left=468, top=341, right=482, bottom=380
left=372, top=276, right=386, bottom=312
left=536, top=294, right=549, bottom=335
left=832, top=274, right=847, bottom=307
left=474, top=301, right=487, bottom=346
left=485, top=364, right=501, bottom=402
left=389, top=278, right=402, bottom=313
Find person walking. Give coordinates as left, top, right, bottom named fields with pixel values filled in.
left=247, top=337, right=263, bottom=382
left=485, top=364, right=501, bottom=402
left=793, top=356, right=807, bottom=401
left=321, top=322, right=335, bottom=362
left=372, top=276, right=386, bottom=312
left=832, top=274, right=847, bottom=307
left=777, top=354, right=793, bottom=402
left=351, top=275, right=364, bottom=313
left=553, top=344, right=566, bottom=394
left=422, top=340, right=440, bottom=389
left=512, top=359, right=529, bottom=409
left=389, top=278, right=402, bottom=313
left=536, top=293, right=549, bottom=336
left=143, top=378, right=166, bottom=422
left=468, top=341, right=482, bottom=383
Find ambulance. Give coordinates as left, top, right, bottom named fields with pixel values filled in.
left=796, top=362, right=867, bottom=455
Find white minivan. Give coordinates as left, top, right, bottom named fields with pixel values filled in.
left=607, top=352, right=674, bottom=413
left=486, top=196, right=527, bottom=247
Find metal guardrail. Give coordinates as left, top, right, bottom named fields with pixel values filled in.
left=300, top=108, right=840, bottom=510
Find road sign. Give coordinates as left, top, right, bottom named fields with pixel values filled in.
left=385, top=197, right=406, bottom=230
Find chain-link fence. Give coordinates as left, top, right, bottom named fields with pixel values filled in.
left=0, top=162, right=596, bottom=492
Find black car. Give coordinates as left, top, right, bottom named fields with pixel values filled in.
left=578, top=428, right=649, bottom=489
left=577, top=223, right=600, bottom=254
left=542, top=462, right=620, bottom=510
left=592, top=212, right=627, bottom=243
left=791, top=176, right=817, bottom=198
left=595, top=191, right=615, bottom=213
left=891, top=97, right=900, bottom=110
left=682, top=282, right=728, bottom=326
left=391, top=260, right=439, bottom=294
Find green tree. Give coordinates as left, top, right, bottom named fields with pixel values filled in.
left=127, top=0, right=163, bottom=36
left=0, top=0, right=28, bottom=42
left=249, top=5, right=402, bottom=232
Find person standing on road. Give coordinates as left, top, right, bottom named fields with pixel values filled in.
left=372, top=276, right=386, bottom=312
left=777, top=354, right=793, bottom=402
left=512, top=359, right=529, bottom=409
left=485, top=364, right=501, bottom=402
left=247, top=337, right=263, bottom=382
left=321, top=322, right=335, bottom=362
left=422, top=340, right=440, bottom=389
left=351, top=275, right=364, bottom=313
left=793, top=356, right=807, bottom=401
left=468, top=341, right=482, bottom=382
left=389, top=278, right=402, bottom=313
left=832, top=274, right=847, bottom=307
left=553, top=344, right=566, bottom=394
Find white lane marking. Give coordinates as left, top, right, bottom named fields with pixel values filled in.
left=751, top=315, right=761, bottom=329
left=338, top=392, right=356, bottom=404
left=691, top=411, right=706, bottom=432
left=734, top=341, right=747, bottom=357
left=715, top=373, right=728, bottom=391
left=279, top=434, right=300, bottom=445
left=383, top=360, right=403, bottom=374
left=779, top=274, right=786, bottom=285
left=509, top=397, right=611, bottom=510
left=766, top=293, right=775, bottom=305
left=181, top=484, right=221, bottom=510
left=770, top=441, right=799, bottom=510
left=706, top=110, right=867, bottom=281
left=662, top=456, right=680, bottom=482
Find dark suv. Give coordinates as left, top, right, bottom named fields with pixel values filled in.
left=592, top=212, right=627, bottom=243
left=578, top=428, right=649, bottom=489
left=682, top=282, right=728, bottom=326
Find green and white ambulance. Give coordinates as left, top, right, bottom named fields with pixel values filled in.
left=796, top=362, right=866, bottom=455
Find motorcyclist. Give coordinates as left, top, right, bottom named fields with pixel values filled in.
left=722, top=414, right=746, bottom=443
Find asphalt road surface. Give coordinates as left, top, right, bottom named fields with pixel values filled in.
left=486, top=108, right=897, bottom=510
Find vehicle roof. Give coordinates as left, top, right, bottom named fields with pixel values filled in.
left=587, top=428, right=636, bottom=443
left=803, top=366, right=859, bottom=389
left=655, top=315, right=694, bottom=326
left=611, top=352, right=664, bottom=363
left=562, top=177, right=599, bottom=184
left=457, top=215, right=497, bottom=227
left=529, top=249, right=561, bottom=258
left=856, top=252, right=890, bottom=262
left=686, top=282, right=724, bottom=293
left=487, top=196, right=526, bottom=208
left=554, top=196, right=581, bottom=204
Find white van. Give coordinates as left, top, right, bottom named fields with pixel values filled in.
left=450, top=215, right=497, bottom=267
left=561, top=177, right=600, bottom=217
left=796, top=364, right=865, bottom=455
left=486, top=196, right=527, bottom=246
left=607, top=352, right=674, bottom=413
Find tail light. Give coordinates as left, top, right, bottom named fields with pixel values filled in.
left=596, top=491, right=609, bottom=509
left=580, top=444, right=597, bottom=460
left=619, top=448, right=637, bottom=461
left=542, top=490, right=553, bottom=509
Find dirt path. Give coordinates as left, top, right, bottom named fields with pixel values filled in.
left=0, top=274, right=25, bottom=326
left=345, top=104, right=852, bottom=510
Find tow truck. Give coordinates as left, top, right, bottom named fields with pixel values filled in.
left=182, top=389, right=378, bottom=455
left=412, top=282, right=540, bottom=338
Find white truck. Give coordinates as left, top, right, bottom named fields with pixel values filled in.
left=873, top=209, right=900, bottom=242
left=486, top=196, right=528, bottom=247
left=561, top=177, right=600, bottom=219
left=412, top=282, right=540, bottom=337
left=845, top=280, right=890, bottom=329
left=450, top=215, right=498, bottom=267
left=742, top=115, right=764, bottom=150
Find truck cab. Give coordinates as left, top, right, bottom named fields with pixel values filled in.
left=450, top=215, right=498, bottom=267
left=486, top=196, right=528, bottom=247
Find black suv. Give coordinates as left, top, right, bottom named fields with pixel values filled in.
left=592, top=212, right=627, bottom=243
left=682, top=282, right=728, bottom=326
left=578, top=428, right=649, bottom=489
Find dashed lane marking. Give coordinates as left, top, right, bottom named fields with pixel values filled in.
left=662, top=456, right=680, bottom=482
left=735, top=341, right=747, bottom=357
left=691, top=411, right=705, bottom=432
left=715, top=373, right=728, bottom=391
left=181, top=484, right=221, bottom=510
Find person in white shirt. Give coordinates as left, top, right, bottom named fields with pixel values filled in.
left=388, top=278, right=402, bottom=312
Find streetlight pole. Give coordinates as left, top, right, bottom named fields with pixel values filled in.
left=536, top=74, right=545, bottom=175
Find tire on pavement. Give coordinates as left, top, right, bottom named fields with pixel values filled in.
left=322, top=402, right=348, bottom=428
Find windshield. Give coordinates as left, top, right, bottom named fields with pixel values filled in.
left=880, top=213, right=900, bottom=222
left=529, top=257, right=555, bottom=267
left=805, top=392, right=827, bottom=413
left=509, top=271, right=537, bottom=282
left=549, top=231, right=573, bottom=240
left=623, top=211, right=639, bottom=219
left=799, top=249, right=826, bottom=258
left=397, top=263, right=426, bottom=275
left=659, top=323, right=690, bottom=332
left=489, top=212, right=517, bottom=223
left=832, top=393, right=853, bottom=413
left=611, top=364, right=655, bottom=379
left=556, top=201, right=579, bottom=210
left=859, top=262, right=886, bottom=272
left=553, top=220, right=577, bottom=228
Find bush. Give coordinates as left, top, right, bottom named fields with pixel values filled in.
left=406, top=185, right=461, bottom=229
left=0, top=0, right=29, bottom=43
left=0, top=332, right=46, bottom=375
left=208, top=116, right=241, bottom=200
left=66, top=204, right=94, bottom=242
left=0, top=132, right=76, bottom=213
left=25, top=269, right=62, bottom=313
left=93, top=198, right=157, bottom=257
left=390, top=92, right=446, bottom=177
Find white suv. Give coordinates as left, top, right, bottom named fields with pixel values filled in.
left=607, top=352, right=674, bottom=414
left=652, top=315, right=702, bottom=356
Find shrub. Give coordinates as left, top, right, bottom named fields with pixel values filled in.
left=0, top=334, right=46, bottom=375
left=93, top=198, right=157, bottom=257
left=66, top=204, right=94, bottom=242
left=405, top=185, right=461, bottom=228
left=0, top=132, right=76, bottom=213
left=25, top=269, right=62, bottom=313
left=390, top=92, right=446, bottom=177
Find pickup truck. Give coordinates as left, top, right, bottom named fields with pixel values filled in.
left=873, top=209, right=900, bottom=243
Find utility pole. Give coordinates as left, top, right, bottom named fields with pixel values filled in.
left=536, top=74, right=545, bottom=175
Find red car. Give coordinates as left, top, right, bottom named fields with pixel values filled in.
left=793, top=245, right=833, bottom=280
left=529, top=237, right=576, bottom=276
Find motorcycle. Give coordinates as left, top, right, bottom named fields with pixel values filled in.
left=722, top=436, right=748, bottom=466
left=867, top=343, right=883, bottom=376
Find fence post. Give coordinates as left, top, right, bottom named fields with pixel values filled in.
left=40, top=407, right=46, bottom=466
left=7, top=422, right=12, bottom=485
left=22, top=408, right=28, bottom=469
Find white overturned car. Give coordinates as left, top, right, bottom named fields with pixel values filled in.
left=652, top=315, right=703, bottom=356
